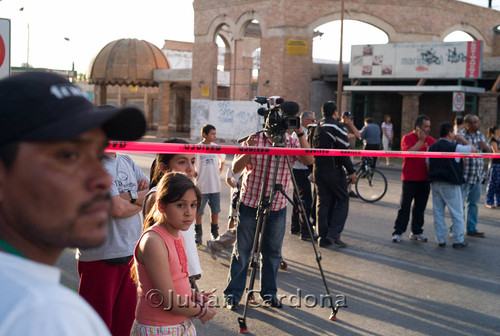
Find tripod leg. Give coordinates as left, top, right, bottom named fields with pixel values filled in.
left=237, top=154, right=282, bottom=333
left=283, top=156, right=348, bottom=321
left=238, top=317, right=249, bottom=334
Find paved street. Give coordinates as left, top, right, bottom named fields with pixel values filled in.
left=57, top=153, right=500, bottom=336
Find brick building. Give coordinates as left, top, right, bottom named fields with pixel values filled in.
left=190, top=0, right=500, bottom=145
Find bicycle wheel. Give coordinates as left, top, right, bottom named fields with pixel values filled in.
left=355, top=169, right=387, bottom=202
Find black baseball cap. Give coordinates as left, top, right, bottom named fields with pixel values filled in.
left=0, top=72, right=146, bottom=147
left=342, top=111, right=352, bottom=118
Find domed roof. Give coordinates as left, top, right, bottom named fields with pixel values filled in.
left=88, top=38, right=169, bottom=87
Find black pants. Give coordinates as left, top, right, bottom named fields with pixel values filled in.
left=314, top=166, right=349, bottom=239
left=393, top=180, right=431, bottom=235
left=364, top=143, right=380, bottom=169
left=291, top=169, right=313, bottom=235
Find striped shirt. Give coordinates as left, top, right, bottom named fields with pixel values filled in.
left=313, top=116, right=355, bottom=174
left=239, top=132, right=300, bottom=211
left=460, top=129, right=489, bottom=184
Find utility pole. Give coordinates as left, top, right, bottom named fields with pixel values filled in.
left=337, top=0, right=345, bottom=112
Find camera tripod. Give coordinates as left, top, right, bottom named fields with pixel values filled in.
left=236, top=131, right=347, bottom=334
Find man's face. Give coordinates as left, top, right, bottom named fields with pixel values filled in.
left=332, top=110, right=340, bottom=120
left=0, top=127, right=112, bottom=252
left=341, top=116, right=352, bottom=123
left=420, top=120, right=431, bottom=135
left=467, top=116, right=480, bottom=132
left=204, top=129, right=217, bottom=143
left=302, top=115, right=316, bottom=127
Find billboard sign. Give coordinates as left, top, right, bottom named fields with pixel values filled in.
left=0, top=18, right=10, bottom=79
left=349, top=41, right=483, bottom=79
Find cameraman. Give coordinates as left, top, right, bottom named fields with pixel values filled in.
left=223, top=117, right=313, bottom=310
left=314, top=101, right=357, bottom=248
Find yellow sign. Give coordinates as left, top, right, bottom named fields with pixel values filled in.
left=129, top=85, right=138, bottom=92
left=201, top=86, right=210, bottom=97
left=287, top=40, right=308, bottom=55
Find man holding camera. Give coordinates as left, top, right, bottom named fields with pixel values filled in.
left=223, top=107, right=313, bottom=310
left=312, top=101, right=357, bottom=248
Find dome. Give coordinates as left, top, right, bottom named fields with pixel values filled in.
left=88, top=38, right=170, bottom=87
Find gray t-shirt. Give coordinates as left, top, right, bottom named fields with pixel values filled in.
left=361, top=123, right=381, bottom=145
left=76, top=154, right=148, bottom=261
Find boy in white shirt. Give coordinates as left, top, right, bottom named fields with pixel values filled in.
left=195, top=124, right=226, bottom=245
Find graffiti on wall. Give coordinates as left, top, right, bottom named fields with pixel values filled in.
left=191, top=100, right=263, bottom=142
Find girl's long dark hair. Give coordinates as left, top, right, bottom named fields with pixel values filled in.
left=487, top=125, right=498, bottom=139
left=149, top=138, right=190, bottom=189
left=132, top=172, right=201, bottom=284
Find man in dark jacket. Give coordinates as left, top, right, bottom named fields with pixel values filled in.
left=312, top=101, right=357, bottom=248
left=427, top=121, right=474, bottom=248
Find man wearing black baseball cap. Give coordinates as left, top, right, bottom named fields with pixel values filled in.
left=0, top=72, right=146, bottom=334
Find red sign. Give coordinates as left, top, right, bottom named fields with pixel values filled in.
left=0, top=18, right=10, bottom=79
left=466, top=41, right=482, bottom=78
left=453, top=92, right=465, bottom=112
left=0, top=35, right=5, bottom=68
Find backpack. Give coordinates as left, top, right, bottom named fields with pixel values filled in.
left=308, top=122, right=336, bottom=149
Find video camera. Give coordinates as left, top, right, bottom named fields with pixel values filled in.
left=255, top=96, right=300, bottom=140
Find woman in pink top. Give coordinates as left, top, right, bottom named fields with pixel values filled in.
left=131, top=173, right=216, bottom=335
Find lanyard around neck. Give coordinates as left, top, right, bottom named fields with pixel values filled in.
left=0, top=238, right=25, bottom=258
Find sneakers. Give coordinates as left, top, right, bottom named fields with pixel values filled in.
left=452, top=241, right=468, bottom=249
left=210, top=224, right=219, bottom=240
left=225, top=297, right=239, bottom=311
left=206, top=240, right=217, bottom=260
left=348, top=191, right=358, bottom=198
left=194, top=225, right=202, bottom=246
left=437, top=242, right=446, bottom=247
left=409, top=233, right=428, bottom=242
left=392, top=234, right=401, bottom=243
left=485, top=204, right=496, bottom=209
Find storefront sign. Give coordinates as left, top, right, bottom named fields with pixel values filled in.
left=349, top=41, right=483, bottom=79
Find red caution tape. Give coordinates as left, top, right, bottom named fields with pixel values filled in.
left=107, top=141, right=500, bottom=159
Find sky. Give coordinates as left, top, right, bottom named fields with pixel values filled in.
left=0, top=0, right=497, bottom=74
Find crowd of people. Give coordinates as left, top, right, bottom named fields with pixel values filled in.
left=0, top=72, right=498, bottom=335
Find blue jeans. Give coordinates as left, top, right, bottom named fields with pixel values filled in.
left=432, top=182, right=464, bottom=244
left=461, top=182, right=482, bottom=234
left=197, top=192, right=221, bottom=216
left=485, top=163, right=500, bottom=206
left=223, top=203, right=286, bottom=304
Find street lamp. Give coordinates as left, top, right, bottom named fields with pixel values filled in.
left=64, top=37, right=73, bottom=70
left=19, top=7, right=30, bottom=71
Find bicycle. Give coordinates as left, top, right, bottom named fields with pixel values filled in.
left=350, top=157, right=388, bottom=202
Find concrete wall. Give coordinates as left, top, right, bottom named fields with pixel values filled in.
left=190, top=99, right=264, bottom=143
